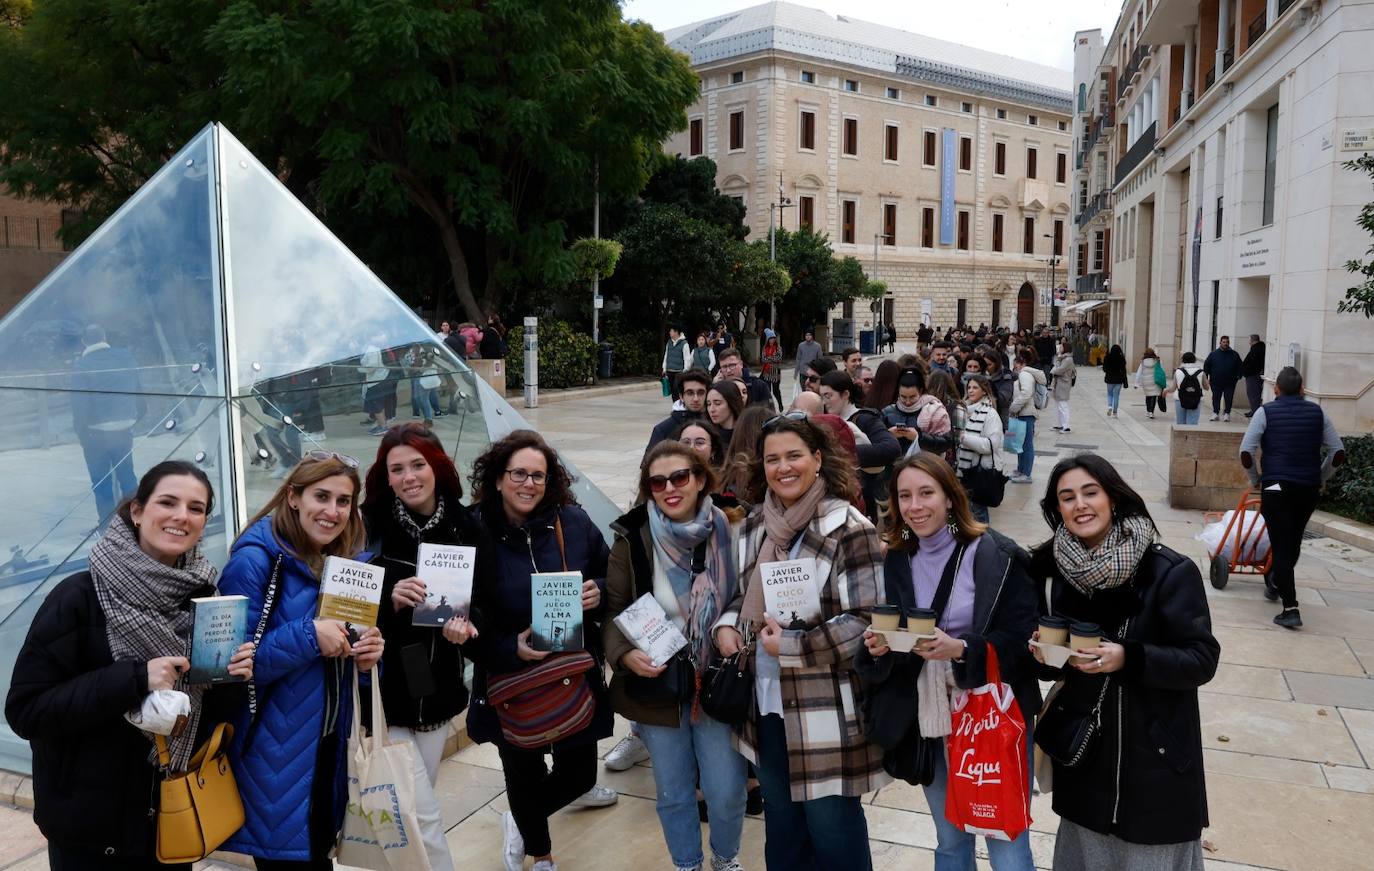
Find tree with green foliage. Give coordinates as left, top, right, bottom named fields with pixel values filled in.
left=758, top=227, right=867, bottom=326
left=1340, top=154, right=1374, bottom=318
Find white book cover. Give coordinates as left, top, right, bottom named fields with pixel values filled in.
left=318, top=555, right=384, bottom=628
left=613, top=594, right=690, bottom=667
left=760, top=558, right=823, bottom=629
left=413, top=544, right=476, bottom=626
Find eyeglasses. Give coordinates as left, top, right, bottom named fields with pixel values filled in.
left=679, top=437, right=711, bottom=449
left=504, top=468, right=547, bottom=485
left=647, top=468, right=695, bottom=492
left=304, top=450, right=359, bottom=468
left=761, top=410, right=809, bottom=433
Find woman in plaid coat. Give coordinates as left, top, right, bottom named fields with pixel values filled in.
left=714, top=414, right=888, bottom=870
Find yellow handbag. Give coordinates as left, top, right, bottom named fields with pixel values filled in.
left=154, top=723, right=245, bottom=864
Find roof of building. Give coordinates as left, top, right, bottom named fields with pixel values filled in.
left=663, top=1, right=1073, bottom=110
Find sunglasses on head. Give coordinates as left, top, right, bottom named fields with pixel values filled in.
left=304, top=450, right=359, bottom=468
left=761, top=410, right=809, bottom=433
left=647, top=468, right=695, bottom=492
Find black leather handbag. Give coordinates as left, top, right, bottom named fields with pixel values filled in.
left=624, top=650, right=696, bottom=704
left=883, top=733, right=944, bottom=787
left=963, top=463, right=1006, bottom=508
left=700, top=644, right=752, bottom=726
left=1035, top=676, right=1110, bottom=767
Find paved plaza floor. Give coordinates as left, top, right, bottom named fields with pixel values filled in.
left=3, top=344, right=1373, bottom=869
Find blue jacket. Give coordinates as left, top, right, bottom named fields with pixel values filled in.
left=218, top=517, right=355, bottom=861
left=1203, top=347, right=1244, bottom=384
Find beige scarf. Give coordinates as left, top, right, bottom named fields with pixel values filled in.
left=740, top=477, right=828, bottom=626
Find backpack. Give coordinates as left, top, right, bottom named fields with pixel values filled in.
left=1178, top=368, right=1203, bottom=409
left=1032, top=377, right=1050, bottom=410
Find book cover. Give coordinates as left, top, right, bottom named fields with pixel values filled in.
left=318, top=555, right=385, bottom=628
left=413, top=543, right=476, bottom=626
left=530, top=571, right=584, bottom=652
left=187, top=595, right=248, bottom=684
left=613, top=594, right=690, bottom=667
left=759, top=558, right=823, bottom=630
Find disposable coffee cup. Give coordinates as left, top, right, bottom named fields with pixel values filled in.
left=1069, top=621, right=1102, bottom=653
left=1038, top=615, right=1070, bottom=647
left=870, top=605, right=901, bottom=631
left=906, top=607, right=937, bottom=636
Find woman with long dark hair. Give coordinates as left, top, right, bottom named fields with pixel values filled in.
left=1102, top=344, right=1128, bottom=418
left=1030, top=454, right=1219, bottom=869
left=467, top=430, right=614, bottom=871
left=705, top=382, right=745, bottom=447
left=865, top=359, right=902, bottom=412
left=8, top=461, right=253, bottom=870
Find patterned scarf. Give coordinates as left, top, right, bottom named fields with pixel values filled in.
left=740, top=477, right=828, bottom=627
left=647, top=498, right=737, bottom=673
left=89, top=518, right=218, bottom=771
left=393, top=494, right=446, bottom=541
left=1053, top=514, right=1155, bottom=597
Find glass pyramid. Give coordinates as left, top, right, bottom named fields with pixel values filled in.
left=0, top=123, right=618, bottom=773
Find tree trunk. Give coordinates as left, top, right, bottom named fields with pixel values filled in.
left=434, top=214, right=485, bottom=324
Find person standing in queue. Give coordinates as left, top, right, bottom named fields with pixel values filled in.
left=467, top=430, right=615, bottom=871
left=714, top=414, right=887, bottom=870
left=218, top=452, right=383, bottom=870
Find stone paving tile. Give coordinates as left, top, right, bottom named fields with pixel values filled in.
left=1284, top=671, right=1374, bottom=711
left=432, top=757, right=507, bottom=829
left=1315, top=587, right=1374, bottom=611
left=1202, top=662, right=1293, bottom=701
left=1341, top=707, right=1374, bottom=766
left=0, top=805, right=44, bottom=867
left=1347, top=636, right=1374, bottom=676
left=1202, top=748, right=1328, bottom=787
left=1201, top=772, right=1374, bottom=869
left=1323, top=764, right=1374, bottom=794
left=1210, top=625, right=1365, bottom=676
left=1199, top=694, right=1363, bottom=765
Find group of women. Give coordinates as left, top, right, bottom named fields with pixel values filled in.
left=9, top=367, right=1221, bottom=871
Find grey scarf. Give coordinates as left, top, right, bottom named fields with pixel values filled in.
left=1052, top=515, right=1155, bottom=597
left=89, top=518, right=218, bottom=770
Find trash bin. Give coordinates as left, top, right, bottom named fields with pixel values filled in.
left=859, top=329, right=876, bottom=355
left=597, top=341, right=614, bottom=379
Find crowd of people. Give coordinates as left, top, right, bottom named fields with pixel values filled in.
left=6, top=315, right=1348, bottom=871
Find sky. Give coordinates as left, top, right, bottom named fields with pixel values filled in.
left=621, top=0, right=1125, bottom=73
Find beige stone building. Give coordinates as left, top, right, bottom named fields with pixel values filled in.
left=661, top=1, right=1074, bottom=340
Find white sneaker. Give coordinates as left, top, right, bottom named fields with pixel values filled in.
left=1223, top=413, right=1231, bottom=422
left=603, top=734, right=650, bottom=771
left=1209, top=413, right=1219, bottom=421
left=532, top=862, right=559, bottom=871
left=1147, top=412, right=1155, bottom=419
left=502, top=811, right=524, bottom=871
left=712, top=858, right=746, bottom=871
left=571, top=784, right=619, bottom=807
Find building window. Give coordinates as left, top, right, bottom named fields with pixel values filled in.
left=1077, top=244, right=1087, bottom=274
left=731, top=71, right=744, bottom=84
left=800, top=110, right=816, bottom=150
left=925, top=94, right=937, bottom=107
left=1026, top=147, right=1038, bottom=179
left=921, top=207, right=935, bottom=247
left=1028, top=114, right=1039, bottom=126
left=1079, top=181, right=1089, bottom=211
left=800, top=70, right=815, bottom=84
left=887, top=87, right=900, bottom=99
left=1058, top=120, right=1068, bottom=131
left=1056, top=152, right=1067, bottom=183
left=991, top=298, right=1002, bottom=326
left=799, top=195, right=815, bottom=230
left=962, top=101, right=973, bottom=113
left=994, top=141, right=1006, bottom=175
left=923, top=130, right=937, bottom=167
left=731, top=195, right=745, bottom=218
left=729, top=110, right=744, bottom=150
left=842, top=200, right=856, bottom=243
left=843, top=299, right=854, bottom=319
left=1092, top=231, right=1105, bottom=270
left=844, top=79, right=859, bottom=92
left=1263, top=103, right=1279, bottom=226
left=885, top=124, right=899, bottom=161
left=1023, top=217, right=1035, bottom=254
left=959, top=136, right=972, bottom=171
left=996, top=108, right=1007, bottom=120
left=957, top=210, right=970, bottom=250
left=882, top=203, right=897, bottom=245
left=957, top=298, right=967, bottom=326
left=843, top=118, right=858, bottom=156
left=689, top=118, right=703, bottom=156
left=1053, top=219, right=1064, bottom=256
left=1215, top=196, right=1224, bottom=239
left=992, top=214, right=1004, bottom=252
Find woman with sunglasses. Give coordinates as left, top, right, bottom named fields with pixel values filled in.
left=604, top=442, right=747, bottom=871
left=360, top=424, right=495, bottom=871
left=798, top=355, right=836, bottom=394
left=218, top=451, right=381, bottom=870
left=705, top=382, right=744, bottom=447
left=714, top=414, right=886, bottom=870
left=467, top=430, right=613, bottom=871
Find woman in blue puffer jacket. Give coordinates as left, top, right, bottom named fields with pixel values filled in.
left=219, top=453, right=382, bottom=870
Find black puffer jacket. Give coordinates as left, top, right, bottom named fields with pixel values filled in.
left=1029, top=541, right=1220, bottom=845
left=5, top=571, right=240, bottom=860
left=371, top=499, right=497, bottom=730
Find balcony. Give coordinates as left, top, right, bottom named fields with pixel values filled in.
left=1080, top=108, right=1115, bottom=157
left=1115, top=121, right=1157, bottom=185
left=1076, top=272, right=1109, bottom=297
left=1140, top=0, right=1200, bottom=45
left=1077, top=191, right=1111, bottom=228
left=1248, top=12, right=1267, bottom=46
left=1116, top=45, right=1151, bottom=101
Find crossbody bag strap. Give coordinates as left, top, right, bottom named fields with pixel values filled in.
left=554, top=516, right=568, bottom=572
left=927, top=542, right=969, bottom=627
left=246, top=554, right=283, bottom=721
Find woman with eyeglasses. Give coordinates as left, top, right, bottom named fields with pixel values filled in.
left=705, top=382, right=744, bottom=447
left=677, top=419, right=728, bottom=474
left=218, top=451, right=381, bottom=870
left=360, top=424, right=495, bottom=871
left=603, top=442, right=748, bottom=871
left=714, top=414, right=887, bottom=870
left=467, top=430, right=614, bottom=871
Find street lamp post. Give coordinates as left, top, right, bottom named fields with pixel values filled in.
left=872, top=233, right=888, bottom=354
left=1042, top=232, right=1060, bottom=329
left=767, top=172, right=792, bottom=336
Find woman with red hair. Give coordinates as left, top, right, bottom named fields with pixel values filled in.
left=360, top=423, right=497, bottom=871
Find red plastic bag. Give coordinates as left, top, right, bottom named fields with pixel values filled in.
left=945, top=644, right=1031, bottom=841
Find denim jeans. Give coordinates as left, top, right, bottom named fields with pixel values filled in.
left=754, top=714, right=873, bottom=871
left=970, top=501, right=990, bottom=523
left=1175, top=404, right=1200, bottom=425
left=1106, top=382, right=1122, bottom=411
left=77, top=427, right=139, bottom=521
left=920, top=735, right=1035, bottom=871
left=1015, top=416, right=1037, bottom=477
left=638, top=703, right=747, bottom=868
left=409, top=377, right=423, bottom=415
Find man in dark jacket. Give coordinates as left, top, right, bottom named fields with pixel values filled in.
left=644, top=369, right=709, bottom=455
left=715, top=348, right=774, bottom=409
left=1203, top=335, right=1244, bottom=421
left=1033, top=328, right=1057, bottom=379
left=70, top=326, right=143, bottom=523
left=1242, top=334, right=1266, bottom=417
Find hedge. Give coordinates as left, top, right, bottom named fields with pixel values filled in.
left=1321, top=432, right=1374, bottom=524
left=503, top=320, right=597, bottom=390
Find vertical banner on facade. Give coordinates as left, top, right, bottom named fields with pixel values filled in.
left=1190, top=207, right=1202, bottom=353
left=920, top=298, right=933, bottom=326
left=939, top=127, right=956, bottom=245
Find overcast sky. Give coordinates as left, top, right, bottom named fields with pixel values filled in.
left=622, top=0, right=1124, bottom=72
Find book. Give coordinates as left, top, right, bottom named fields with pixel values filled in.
left=530, top=571, right=584, bottom=652
left=612, top=594, right=690, bottom=667
left=187, top=595, right=248, bottom=684
left=759, top=558, right=823, bottom=630
left=318, top=555, right=385, bottom=628
left=413, top=543, right=476, bottom=626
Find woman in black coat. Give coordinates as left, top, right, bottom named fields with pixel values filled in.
left=1029, top=453, right=1219, bottom=870
left=466, top=430, right=613, bottom=871
left=6, top=461, right=253, bottom=869
left=1102, top=344, right=1128, bottom=417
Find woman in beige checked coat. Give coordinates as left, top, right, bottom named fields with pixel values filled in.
left=714, top=413, right=888, bottom=870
